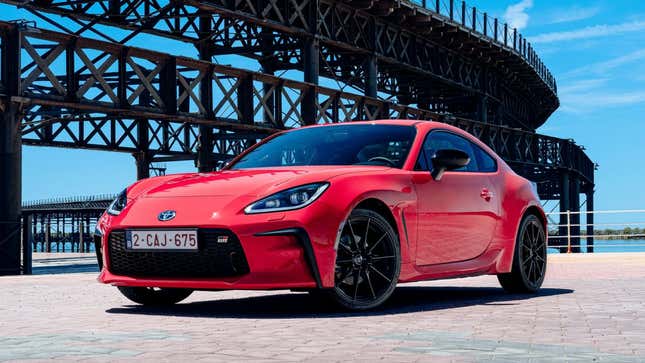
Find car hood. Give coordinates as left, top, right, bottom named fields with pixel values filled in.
left=129, top=166, right=390, bottom=199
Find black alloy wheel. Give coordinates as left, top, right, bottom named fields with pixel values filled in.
left=117, top=286, right=193, bottom=305
left=331, top=208, right=400, bottom=310
left=498, top=214, right=547, bottom=293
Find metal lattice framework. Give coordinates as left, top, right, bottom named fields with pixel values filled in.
left=0, top=0, right=597, bottom=274
left=0, top=22, right=594, bottom=191
left=0, top=0, right=558, bottom=130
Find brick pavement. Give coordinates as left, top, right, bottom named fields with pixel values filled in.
left=1, top=253, right=645, bottom=362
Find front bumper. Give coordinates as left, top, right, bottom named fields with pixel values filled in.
left=99, top=222, right=335, bottom=290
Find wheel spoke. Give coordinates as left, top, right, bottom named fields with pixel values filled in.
left=352, top=270, right=360, bottom=301
left=364, top=217, right=371, bottom=250
left=522, top=255, right=532, bottom=267
left=527, top=260, right=534, bottom=282
left=336, top=259, right=353, bottom=264
left=369, top=265, right=392, bottom=283
left=347, top=219, right=360, bottom=251
left=370, top=256, right=395, bottom=261
left=339, top=241, right=353, bottom=254
left=364, top=269, right=376, bottom=299
left=368, top=233, right=387, bottom=254
left=337, top=268, right=352, bottom=284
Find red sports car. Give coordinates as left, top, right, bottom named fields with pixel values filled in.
left=96, top=120, right=547, bottom=310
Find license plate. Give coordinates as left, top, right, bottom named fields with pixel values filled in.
left=126, top=230, right=198, bottom=251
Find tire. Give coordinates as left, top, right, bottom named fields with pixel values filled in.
left=117, top=286, right=193, bottom=305
left=498, top=214, right=547, bottom=293
left=328, top=208, right=401, bottom=310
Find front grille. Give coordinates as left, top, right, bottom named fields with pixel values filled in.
left=107, top=229, right=250, bottom=278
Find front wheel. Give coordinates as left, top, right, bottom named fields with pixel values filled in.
left=117, top=286, right=193, bottom=305
left=498, top=214, right=547, bottom=293
left=329, top=208, right=401, bottom=310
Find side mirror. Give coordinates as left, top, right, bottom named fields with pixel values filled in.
left=431, top=149, right=470, bottom=181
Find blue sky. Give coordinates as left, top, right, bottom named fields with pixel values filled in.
left=9, top=1, right=645, bottom=216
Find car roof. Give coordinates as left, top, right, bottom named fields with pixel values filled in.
left=299, top=119, right=443, bottom=128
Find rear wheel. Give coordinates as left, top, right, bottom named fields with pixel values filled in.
left=329, top=208, right=400, bottom=310
left=117, top=286, right=193, bottom=305
left=498, top=214, right=547, bottom=293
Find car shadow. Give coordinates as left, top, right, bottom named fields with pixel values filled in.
left=105, top=286, right=574, bottom=319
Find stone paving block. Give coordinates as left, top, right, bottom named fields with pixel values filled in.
left=1, top=253, right=645, bottom=362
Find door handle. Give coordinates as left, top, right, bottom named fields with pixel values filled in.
left=480, top=188, right=493, bottom=201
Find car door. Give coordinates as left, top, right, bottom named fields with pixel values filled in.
left=413, top=130, right=500, bottom=266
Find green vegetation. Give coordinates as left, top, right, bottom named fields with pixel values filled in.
left=549, top=227, right=645, bottom=240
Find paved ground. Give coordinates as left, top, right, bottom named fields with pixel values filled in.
left=2, top=253, right=645, bottom=362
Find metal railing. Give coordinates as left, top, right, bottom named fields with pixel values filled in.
left=546, top=210, right=645, bottom=253
left=408, top=0, right=556, bottom=93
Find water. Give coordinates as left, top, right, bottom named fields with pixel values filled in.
left=548, top=239, right=645, bottom=254
left=37, top=240, right=645, bottom=254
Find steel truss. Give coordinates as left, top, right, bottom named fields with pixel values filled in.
left=0, top=0, right=558, bottom=130
left=0, top=22, right=593, bottom=191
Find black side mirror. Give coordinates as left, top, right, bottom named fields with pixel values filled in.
left=431, top=149, right=470, bottom=181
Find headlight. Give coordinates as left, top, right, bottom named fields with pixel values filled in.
left=107, top=189, right=128, bottom=216
left=244, top=183, right=329, bottom=214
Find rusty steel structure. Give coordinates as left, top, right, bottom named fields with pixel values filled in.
left=0, top=0, right=595, bottom=274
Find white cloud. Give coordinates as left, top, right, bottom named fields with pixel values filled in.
left=531, top=20, right=645, bottom=43
left=558, top=78, right=645, bottom=113
left=560, top=91, right=645, bottom=113
left=563, top=49, right=645, bottom=78
left=558, top=79, right=608, bottom=94
left=504, top=0, right=534, bottom=30
left=547, top=6, right=601, bottom=24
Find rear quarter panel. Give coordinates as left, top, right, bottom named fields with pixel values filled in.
left=492, top=166, right=545, bottom=273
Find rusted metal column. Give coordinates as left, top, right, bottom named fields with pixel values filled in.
left=586, top=189, right=595, bottom=253
left=197, top=14, right=214, bottom=172
left=22, top=214, right=33, bottom=275
left=302, top=38, right=319, bottom=125
left=570, top=174, right=581, bottom=253
left=79, top=221, right=84, bottom=253
left=558, top=171, right=570, bottom=253
left=133, top=151, right=151, bottom=180
left=365, top=56, right=378, bottom=99
left=0, top=26, right=22, bottom=275
left=302, top=0, right=320, bottom=125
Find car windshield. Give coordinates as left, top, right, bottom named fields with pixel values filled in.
left=229, top=124, right=417, bottom=169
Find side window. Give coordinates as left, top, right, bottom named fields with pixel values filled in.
left=472, top=144, right=498, bottom=173
left=416, top=131, right=479, bottom=172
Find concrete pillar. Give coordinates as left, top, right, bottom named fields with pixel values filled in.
left=558, top=171, right=570, bottom=253
left=586, top=189, right=595, bottom=253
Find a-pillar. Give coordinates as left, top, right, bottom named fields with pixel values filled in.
left=558, top=171, right=570, bottom=253
left=569, top=174, right=581, bottom=253
left=586, top=188, right=595, bottom=253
